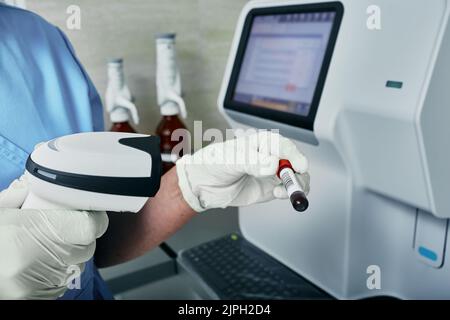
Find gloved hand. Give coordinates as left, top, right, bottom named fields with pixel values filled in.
left=0, top=175, right=109, bottom=300
left=176, top=131, right=310, bottom=212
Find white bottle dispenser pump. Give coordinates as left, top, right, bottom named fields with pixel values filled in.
left=106, top=58, right=140, bottom=125
left=156, top=34, right=187, bottom=119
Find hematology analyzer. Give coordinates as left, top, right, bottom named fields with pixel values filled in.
left=215, top=0, right=450, bottom=299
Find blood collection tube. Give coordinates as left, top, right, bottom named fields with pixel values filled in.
left=277, top=160, right=309, bottom=212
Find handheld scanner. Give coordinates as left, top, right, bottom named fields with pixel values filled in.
left=23, top=132, right=162, bottom=212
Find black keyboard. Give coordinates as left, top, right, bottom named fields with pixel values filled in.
left=179, top=234, right=332, bottom=300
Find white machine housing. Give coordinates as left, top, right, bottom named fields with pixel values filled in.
left=219, top=0, right=450, bottom=299
left=23, top=132, right=161, bottom=212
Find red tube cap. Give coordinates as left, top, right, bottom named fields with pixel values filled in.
left=277, top=159, right=293, bottom=178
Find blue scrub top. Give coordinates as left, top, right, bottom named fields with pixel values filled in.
left=0, top=4, right=112, bottom=300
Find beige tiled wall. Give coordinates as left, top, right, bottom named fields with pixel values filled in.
left=27, top=0, right=248, bottom=135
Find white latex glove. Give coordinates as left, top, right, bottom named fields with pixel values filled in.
left=0, top=175, right=109, bottom=300
left=176, top=132, right=310, bottom=212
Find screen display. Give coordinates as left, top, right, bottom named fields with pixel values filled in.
left=233, top=11, right=337, bottom=117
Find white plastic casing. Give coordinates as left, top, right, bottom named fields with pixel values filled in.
left=23, top=132, right=158, bottom=212
left=218, top=0, right=450, bottom=299
left=30, top=132, right=151, bottom=177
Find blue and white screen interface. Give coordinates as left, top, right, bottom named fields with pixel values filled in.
left=233, top=12, right=336, bottom=116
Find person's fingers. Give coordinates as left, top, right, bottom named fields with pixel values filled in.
left=274, top=171, right=310, bottom=199
left=273, top=185, right=288, bottom=199
left=278, top=136, right=309, bottom=174
left=60, top=242, right=96, bottom=266
left=42, top=210, right=109, bottom=246
left=0, top=175, right=29, bottom=209
left=244, top=153, right=279, bottom=177
left=204, top=132, right=308, bottom=178
left=0, top=279, right=31, bottom=300
left=229, top=176, right=278, bottom=206
left=0, top=142, right=45, bottom=209
left=298, top=172, right=311, bottom=195
left=222, top=135, right=278, bottom=177
left=255, top=132, right=309, bottom=174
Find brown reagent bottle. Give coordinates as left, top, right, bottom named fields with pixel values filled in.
left=155, top=34, right=189, bottom=174
left=111, top=121, right=137, bottom=133
left=156, top=114, right=187, bottom=173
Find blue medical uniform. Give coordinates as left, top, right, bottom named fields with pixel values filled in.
left=0, top=4, right=112, bottom=300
